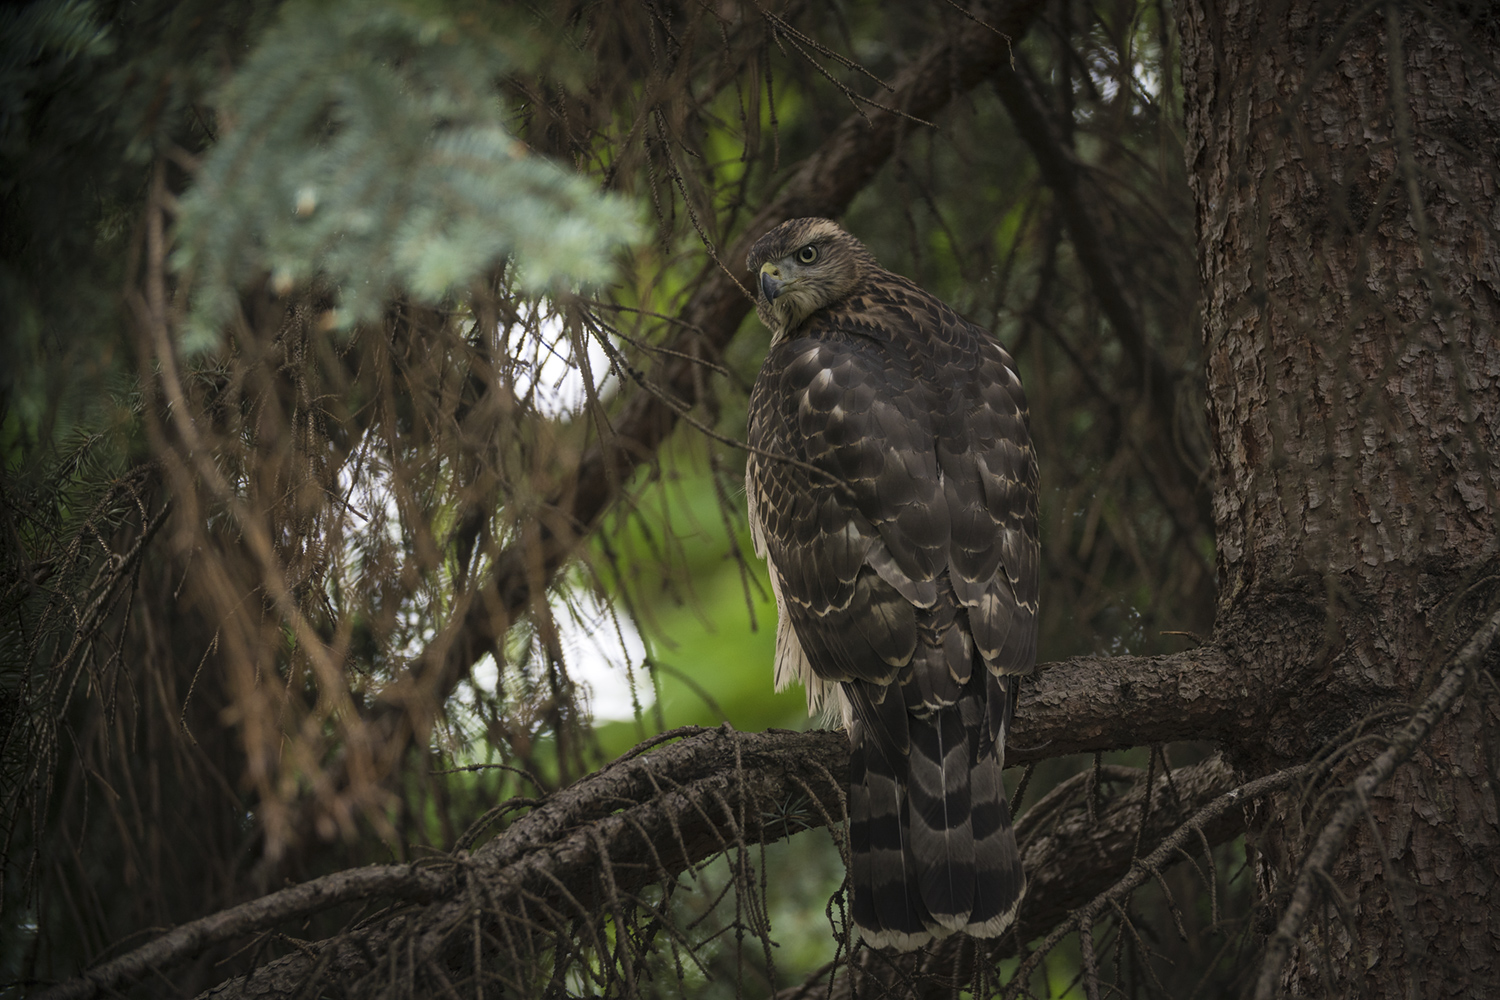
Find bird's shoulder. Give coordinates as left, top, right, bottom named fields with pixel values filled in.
left=820, top=269, right=1025, bottom=416
left=823, top=269, right=952, bottom=342
left=749, top=268, right=1026, bottom=446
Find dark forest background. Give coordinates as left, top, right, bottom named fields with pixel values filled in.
left=3, top=1, right=1497, bottom=997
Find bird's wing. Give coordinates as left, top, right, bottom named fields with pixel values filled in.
left=747, top=293, right=1033, bottom=946
left=747, top=324, right=948, bottom=949
left=919, top=305, right=1038, bottom=752
left=746, top=329, right=946, bottom=695
left=933, top=311, right=1039, bottom=659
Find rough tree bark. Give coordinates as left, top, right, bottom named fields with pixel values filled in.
left=1178, top=1, right=1500, bottom=995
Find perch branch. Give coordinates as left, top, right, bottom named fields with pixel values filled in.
left=49, top=642, right=1269, bottom=1000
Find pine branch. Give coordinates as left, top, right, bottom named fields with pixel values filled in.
left=32, top=866, right=447, bottom=1000
left=291, top=0, right=1054, bottom=861
left=198, top=727, right=851, bottom=1000
left=38, top=640, right=1279, bottom=1000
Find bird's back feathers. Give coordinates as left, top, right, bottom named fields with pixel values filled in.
left=746, top=218, right=1036, bottom=949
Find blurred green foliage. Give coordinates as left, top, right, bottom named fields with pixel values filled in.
left=592, top=437, right=808, bottom=760
left=174, top=0, right=641, bottom=351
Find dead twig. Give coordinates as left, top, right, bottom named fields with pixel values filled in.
left=1251, top=602, right=1500, bottom=1000
left=1005, top=763, right=1311, bottom=998
left=33, top=866, right=447, bottom=1000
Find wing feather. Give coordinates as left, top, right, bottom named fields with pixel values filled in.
left=746, top=246, right=1037, bottom=950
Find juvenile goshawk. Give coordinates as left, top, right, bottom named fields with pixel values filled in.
left=744, top=218, right=1037, bottom=950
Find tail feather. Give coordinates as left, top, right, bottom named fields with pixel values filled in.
left=908, top=705, right=974, bottom=929
left=969, top=675, right=1025, bottom=932
left=846, top=675, right=1025, bottom=950
left=849, top=716, right=932, bottom=950
left=967, top=736, right=1025, bottom=932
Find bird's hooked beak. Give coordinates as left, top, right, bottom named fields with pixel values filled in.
left=759, top=263, right=783, bottom=303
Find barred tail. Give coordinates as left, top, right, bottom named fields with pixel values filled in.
left=847, top=679, right=1024, bottom=949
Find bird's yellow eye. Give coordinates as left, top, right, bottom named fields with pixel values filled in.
left=796, top=245, right=818, bottom=264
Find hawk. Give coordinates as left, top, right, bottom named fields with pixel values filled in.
left=744, top=218, right=1037, bottom=950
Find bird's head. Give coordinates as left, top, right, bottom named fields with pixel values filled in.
left=746, top=218, right=877, bottom=340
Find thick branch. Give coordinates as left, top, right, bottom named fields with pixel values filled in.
left=1019, top=645, right=1263, bottom=756
left=44, top=645, right=1266, bottom=1000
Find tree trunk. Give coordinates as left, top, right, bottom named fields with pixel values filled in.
left=1178, top=0, right=1500, bottom=995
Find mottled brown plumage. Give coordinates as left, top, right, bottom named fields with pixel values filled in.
left=744, top=218, right=1037, bottom=950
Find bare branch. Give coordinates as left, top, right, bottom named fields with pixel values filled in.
left=1014, top=754, right=1240, bottom=935
left=1005, top=762, right=1311, bottom=997
left=991, top=57, right=1211, bottom=542
left=33, top=866, right=446, bottom=1000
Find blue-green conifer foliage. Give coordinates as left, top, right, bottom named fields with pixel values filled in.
left=174, top=0, right=641, bottom=351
